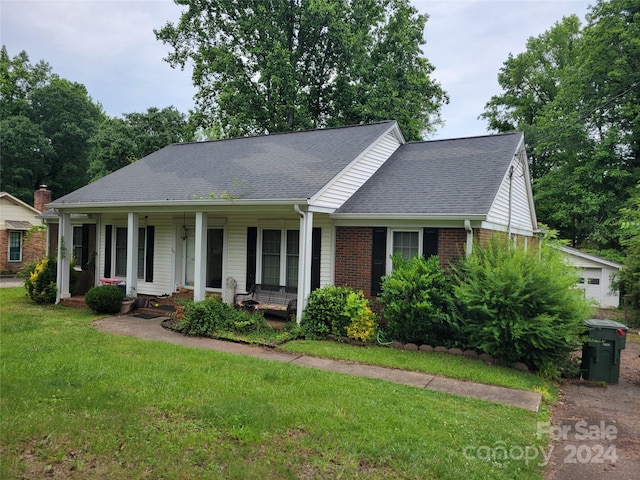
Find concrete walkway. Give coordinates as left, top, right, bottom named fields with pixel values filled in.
left=93, top=315, right=542, bottom=412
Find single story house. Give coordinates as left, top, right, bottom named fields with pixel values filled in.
left=0, top=188, right=49, bottom=273
left=45, top=121, right=539, bottom=319
left=560, top=246, right=622, bottom=308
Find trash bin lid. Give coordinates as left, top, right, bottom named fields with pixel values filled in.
left=584, top=319, right=629, bottom=331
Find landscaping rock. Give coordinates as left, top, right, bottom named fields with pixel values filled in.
left=434, top=346, right=448, bottom=353
left=448, top=347, right=463, bottom=356
left=391, top=341, right=404, bottom=350
left=419, top=344, right=434, bottom=352
left=478, top=353, right=494, bottom=364
left=512, top=362, right=529, bottom=372
left=403, top=343, right=418, bottom=351
left=463, top=350, right=479, bottom=358
left=326, top=334, right=336, bottom=341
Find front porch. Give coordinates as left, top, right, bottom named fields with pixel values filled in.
left=60, top=290, right=289, bottom=330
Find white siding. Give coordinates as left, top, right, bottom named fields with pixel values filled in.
left=486, top=153, right=536, bottom=235
left=312, top=131, right=401, bottom=210
left=0, top=197, right=40, bottom=228
left=96, top=210, right=337, bottom=301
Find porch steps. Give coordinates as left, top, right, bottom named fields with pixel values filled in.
left=60, top=296, right=88, bottom=308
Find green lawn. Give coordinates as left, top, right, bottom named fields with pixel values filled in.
left=1, top=288, right=551, bottom=479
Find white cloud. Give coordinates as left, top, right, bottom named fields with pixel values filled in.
left=1, top=0, right=591, bottom=138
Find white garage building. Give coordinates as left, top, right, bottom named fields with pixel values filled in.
left=560, top=246, right=622, bottom=308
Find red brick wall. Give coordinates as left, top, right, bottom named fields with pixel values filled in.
left=335, top=226, right=472, bottom=299
left=0, top=229, right=47, bottom=273
left=335, top=226, right=373, bottom=298
left=438, top=229, right=467, bottom=267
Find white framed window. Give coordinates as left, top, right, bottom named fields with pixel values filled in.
left=114, top=227, right=127, bottom=277
left=137, top=227, right=146, bottom=279
left=72, top=226, right=83, bottom=266
left=258, top=228, right=299, bottom=287
left=8, top=231, right=22, bottom=262
left=387, top=229, right=422, bottom=272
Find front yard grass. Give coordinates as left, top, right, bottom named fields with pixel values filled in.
left=279, top=340, right=558, bottom=403
left=1, top=288, right=551, bottom=479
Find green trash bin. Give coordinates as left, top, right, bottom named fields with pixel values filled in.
left=581, top=319, right=629, bottom=383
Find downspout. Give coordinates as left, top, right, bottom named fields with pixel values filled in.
left=464, top=219, right=473, bottom=258
left=507, top=164, right=514, bottom=244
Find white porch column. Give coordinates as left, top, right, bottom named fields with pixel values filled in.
left=295, top=207, right=313, bottom=322
left=303, top=210, right=313, bottom=307
left=126, top=212, right=139, bottom=297
left=56, top=211, right=72, bottom=302
left=194, top=211, right=208, bottom=302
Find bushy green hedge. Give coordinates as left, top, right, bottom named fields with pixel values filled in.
left=452, top=237, right=592, bottom=378
left=300, top=285, right=378, bottom=341
left=300, top=285, right=353, bottom=338
left=85, top=285, right=124, bottom=313
left=19, top=256, right=78, bottom=304
left=378, top=255, right=458, bottom=346
left=174, top=297, right=267, bottom=336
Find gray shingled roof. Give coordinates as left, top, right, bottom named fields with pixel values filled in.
left=50, top=121, right=396, bottom=206
left=336, top=132, right=523, bottom=215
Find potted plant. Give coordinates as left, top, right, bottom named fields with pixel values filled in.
left=120, top=288, right=136, bottom=314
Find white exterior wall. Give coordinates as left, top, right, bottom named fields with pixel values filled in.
left=563, top=252, right=621, bottom=308
left=99, top=211, right=335, bottom=301
left=312, top=131, right=401, bottom=210
left=486, top=150, right=536, bottom=236
left=0, top=197, right=41, bottom=227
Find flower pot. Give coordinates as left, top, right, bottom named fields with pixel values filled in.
left=120, top=300, right=135, bottom=314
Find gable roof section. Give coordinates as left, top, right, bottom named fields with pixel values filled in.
left=560, top=246, right=623, bottom=270
left=335, top=132, right=524, bottom=217
left=0, top=192, right=40, bottom=215
left=49, top=122, right=397, bottom=208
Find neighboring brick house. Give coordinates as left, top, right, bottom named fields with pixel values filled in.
left=0, top=188, right=49, bottom=273
left=46, top=121, right=539, bottom=320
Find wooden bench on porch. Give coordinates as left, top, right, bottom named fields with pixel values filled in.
left=234, top=284, right=297, bottom=320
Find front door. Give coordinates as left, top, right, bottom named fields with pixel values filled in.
left=183, top=227, right=224, bottom=289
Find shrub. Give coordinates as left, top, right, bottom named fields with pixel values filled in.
left=378, top=255, right=458, bottom=346
left=300, top=285, right=353, bottom=339
left=452, top=237, right=593, bottom=378
left=345, top=291, right=377, bottom=342
left=19, top=256, right=78, bottom=304
left=174, top=297, right=267, bottom=336
left=85, top=285, right=125, bottom=314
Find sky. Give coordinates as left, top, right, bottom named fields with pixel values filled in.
left=1, top=0, right=592, bottom=140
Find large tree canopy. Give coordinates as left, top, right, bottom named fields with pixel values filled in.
left=88, top=106, right=187, bottom=181
left=1, top=47, right=102, bottom=201
left=156, top=0, right=447, bottom=140
left=481, top=0, right=640, bottom=250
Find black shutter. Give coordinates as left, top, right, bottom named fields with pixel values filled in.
left=371, top=227, right=387, bottom=296
left=81, top=224, right=90, bottom=270
left=423, top=228, right=439, bottom=258
left=311, top=227, right=321, bottom=291
left=246, top=227, right=257, bottom=289
left=104, top=225, right=112, bottom=277
left=145, top=226, right=155, bottom=282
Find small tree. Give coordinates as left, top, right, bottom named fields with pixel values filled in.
left=19, top=256, right=78, bottom=304
left=378, top=255, right=458, bottom=345
left=612, top=184, right=640, bottom=325
left=452, top=237, right=592, bottom=378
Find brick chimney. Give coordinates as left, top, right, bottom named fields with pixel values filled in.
left=34, top=185, right=52, bottom=212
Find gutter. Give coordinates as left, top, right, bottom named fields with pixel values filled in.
left=45, top=198, right=311, bottom=212
left=464, top=219, right=473, bottom=258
